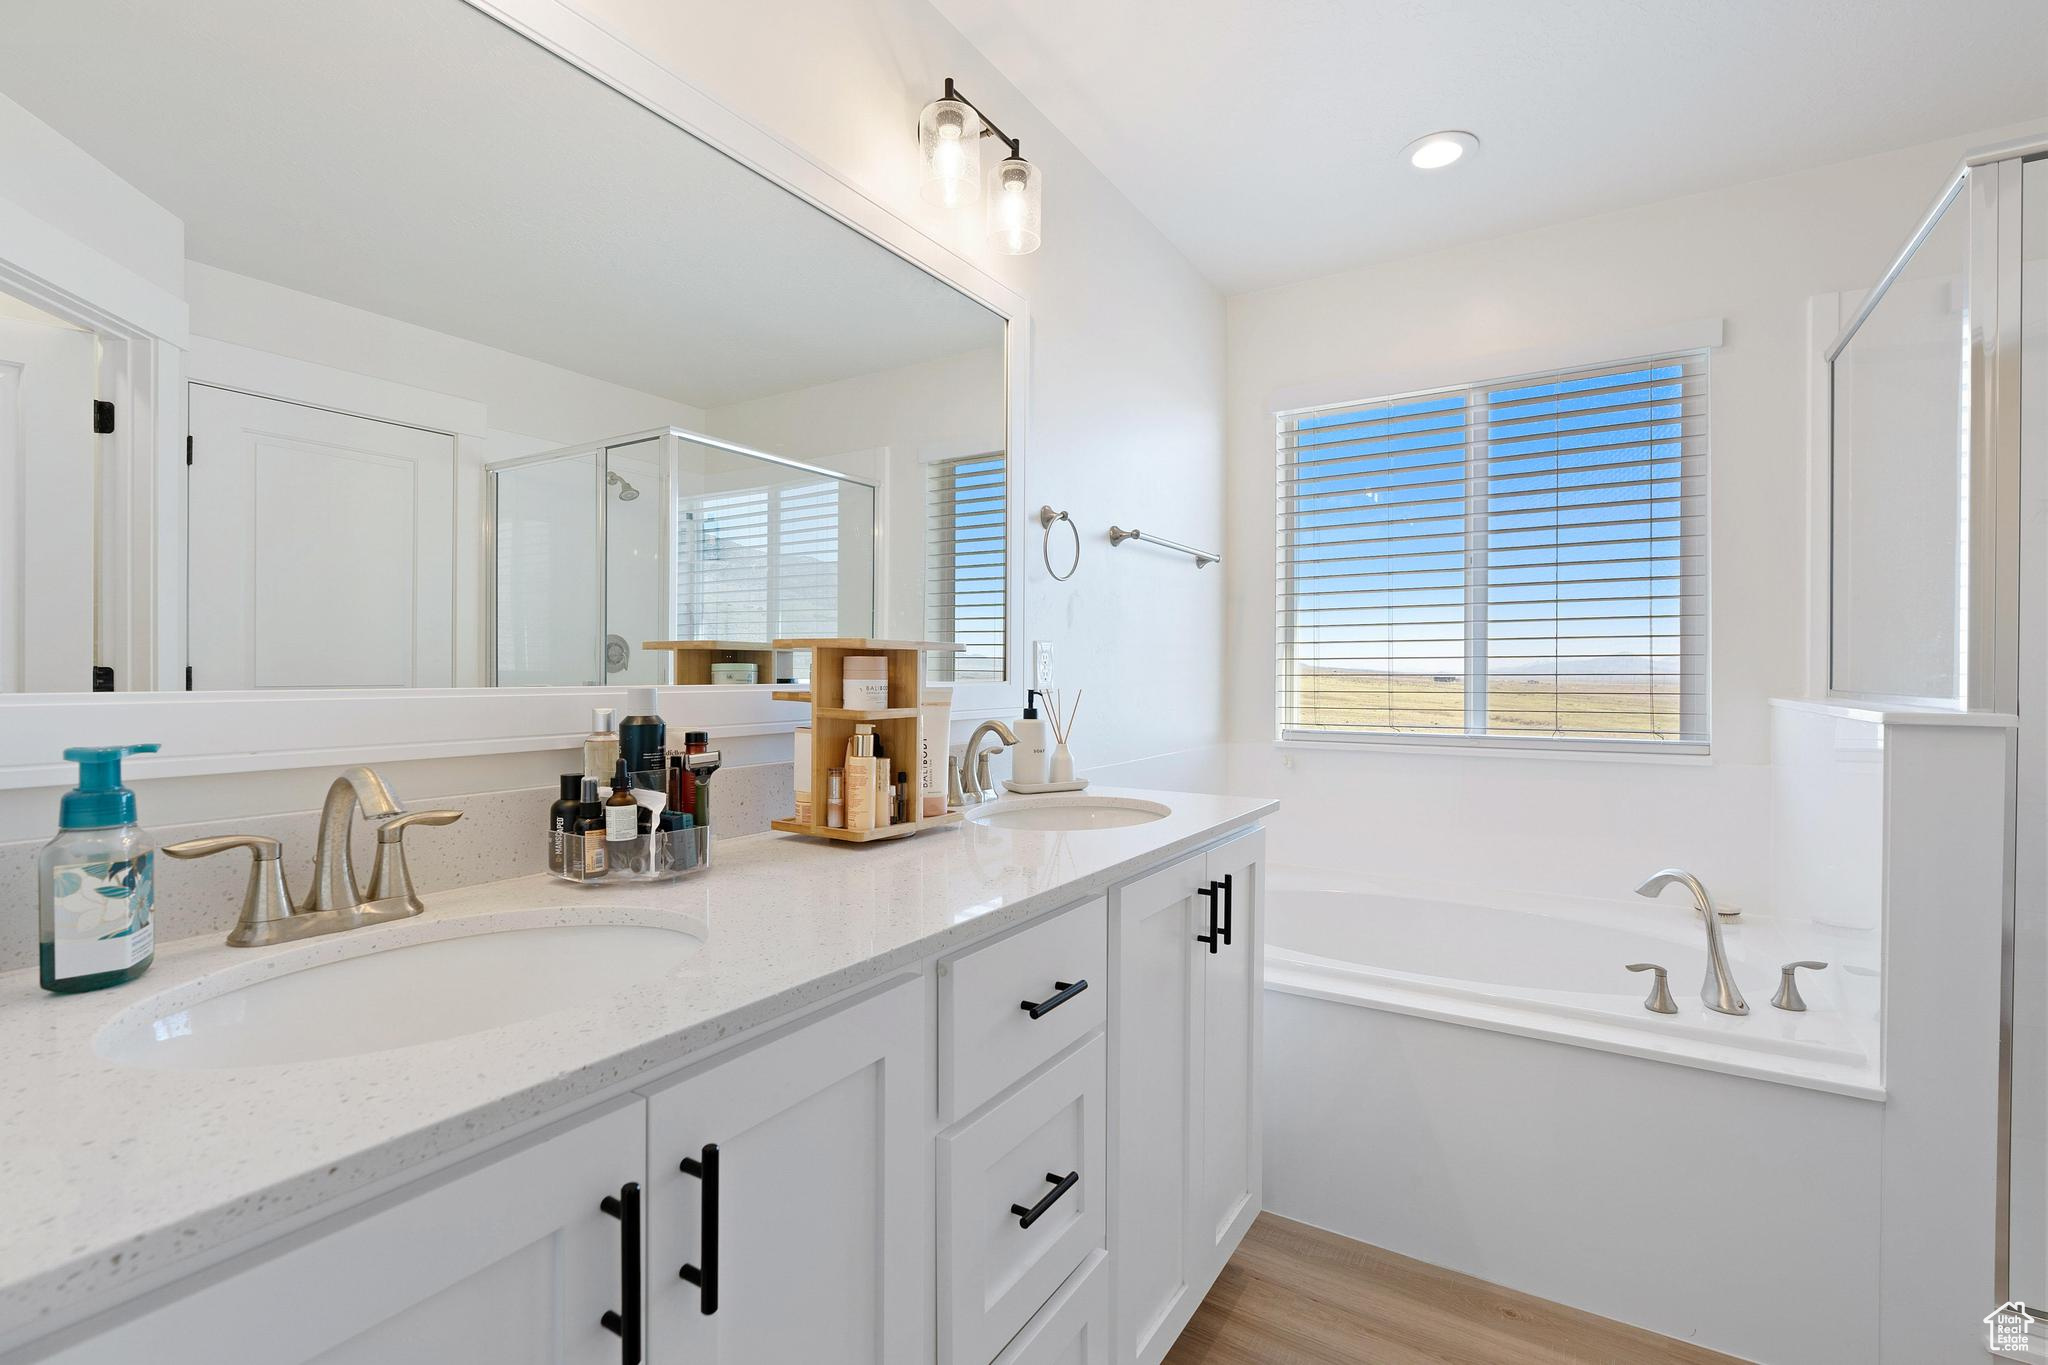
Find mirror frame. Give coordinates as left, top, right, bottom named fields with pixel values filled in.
left=0, top=0, right=1028, bottom=789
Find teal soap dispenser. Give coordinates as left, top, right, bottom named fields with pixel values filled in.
left=38, top=743, right=161, bottom=994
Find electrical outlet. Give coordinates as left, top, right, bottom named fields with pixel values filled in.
left=1032, top=641, right=1055, bottom=689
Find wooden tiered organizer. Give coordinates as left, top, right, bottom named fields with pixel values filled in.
left=769, top=637, right=964, bottom=843
left=640, top=640, right=792, bottom=686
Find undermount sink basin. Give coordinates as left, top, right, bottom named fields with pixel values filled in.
left=95, top=917, right=704, bottom=1071
left=968, top=796, right=1172, bottom=832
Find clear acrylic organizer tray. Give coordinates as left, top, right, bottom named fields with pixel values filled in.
left=549, top=761, right=717, bottom=884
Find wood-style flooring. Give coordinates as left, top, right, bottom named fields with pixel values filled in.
left=1163, top=1214, right=1743, bottom=1365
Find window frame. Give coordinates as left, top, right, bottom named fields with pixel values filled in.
left=1274, top=349, right=1712, bottom=757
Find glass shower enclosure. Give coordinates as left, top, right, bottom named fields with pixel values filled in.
left=1829, top=135, right=2045, bottom=1321
left=485, top=428, right=878, bottom=688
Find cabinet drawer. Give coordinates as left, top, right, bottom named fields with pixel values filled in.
left=991, top=1248, right=1109, bottom=1365
left=939, top=1035, right=1106, bottom=1365
left=941, top=898, right=1106, bottom=1120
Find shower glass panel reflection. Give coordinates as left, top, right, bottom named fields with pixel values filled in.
left=487, top=429, right=877, bottom=687
left=1830, top=187, right=1969, bottom=702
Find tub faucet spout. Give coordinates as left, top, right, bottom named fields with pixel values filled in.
left=1634, top=868, right=1748, bottom=1016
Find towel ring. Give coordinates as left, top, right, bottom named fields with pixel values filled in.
left=1039, top=505, right=1080, bottom=581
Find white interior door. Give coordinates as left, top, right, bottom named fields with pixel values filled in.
left=0, top=313, right=96, bottom=692
left=188, top=385, right=454, bottom=688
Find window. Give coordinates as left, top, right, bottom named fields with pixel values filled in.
left=676, top=479, right=845, bottom=642
left=926, top=452, right=1007, bottom=683
left=1276, top=352, right=1707, bottom=749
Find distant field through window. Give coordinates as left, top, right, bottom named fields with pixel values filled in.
left=1276, top=352, right=1708, bottom=750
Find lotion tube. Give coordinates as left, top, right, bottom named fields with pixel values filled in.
left=919, top=688, right=952, bottom=818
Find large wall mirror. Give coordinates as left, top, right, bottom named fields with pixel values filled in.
left=0, top=0, right=1012, bottom=695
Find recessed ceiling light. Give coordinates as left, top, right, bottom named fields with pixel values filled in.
left=1403, top=130, right=1479, bottom=170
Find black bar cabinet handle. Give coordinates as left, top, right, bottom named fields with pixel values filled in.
left=1020, top=978, right=1088, bottom=1019
left=1196, top=883, right=1219, bottom=953
left=677, top=1143, right=720, bottom=1314
left=598, top=1181, right=642, bottom=1364
left=1217, top=874, right=1235, bottom=947
left=1010, top=1170, right=1080, bottom=1229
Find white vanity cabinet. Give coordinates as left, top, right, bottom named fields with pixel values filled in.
left=18, top=822, right=1267, bottom=1365
left=1107, top=828, right=1264, bottom=1365
left=37, top=1097, right=649, bottom=1365
left=638, top=975, right=929, bottom=1365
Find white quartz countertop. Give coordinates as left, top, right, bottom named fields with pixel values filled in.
left=0, top=787, right=1273, bottom=1346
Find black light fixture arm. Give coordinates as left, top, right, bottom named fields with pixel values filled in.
left=941, top=77, right=1022, bottom=160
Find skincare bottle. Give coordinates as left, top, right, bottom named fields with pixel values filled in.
left=1012, top=690, right=1050, bottom=785
left=573, top=778, right=608, bottom=877
left=39, top=743, right=160, bottom=994
left=605, top=759, right=640, bottom=849
left=872, top=732, right=890, bottom=826
left=583, top=707, right=619, bottom=784
left=845, top=725, right=877, bottom=832
left=826, top=769, right=846, bottom=829
left=548, top=773, right=582, bottom=875
left=619, top=687, right=665, bottom=777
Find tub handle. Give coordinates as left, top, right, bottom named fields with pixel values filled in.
left=1771, top=961, right=1828, bottom=1012
left=1626, top=963, right=1679, bottom=1015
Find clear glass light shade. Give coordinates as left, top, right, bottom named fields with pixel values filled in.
left=986, top=158, right=1042, bottom=256
left=919, top=99, right=981, bottom=208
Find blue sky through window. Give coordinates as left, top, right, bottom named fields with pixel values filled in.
left=1280, top=356, right=1702, bottom=741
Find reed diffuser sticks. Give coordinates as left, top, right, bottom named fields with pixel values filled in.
left=1043, top=688, right=1082, bottom=747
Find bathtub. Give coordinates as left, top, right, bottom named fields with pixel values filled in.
left=1262, top=863, right=1881, bottom=1098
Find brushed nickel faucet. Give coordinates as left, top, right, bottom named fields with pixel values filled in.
left=960, top=720, right=1019, bottom=804
left=1634, top=868, right=1748, bottom=1015
left=163, top=766, right=461, bottom=947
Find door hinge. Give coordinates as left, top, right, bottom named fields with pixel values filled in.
left=184, top=665, right=193, bottom=691
left=186, top=435, right=194, bottom=466
left=92, top=400, right=115, bottom=435
left=92, top=665, right=114, bottom=692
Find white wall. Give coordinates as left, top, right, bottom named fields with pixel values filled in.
left=575, top=0, right=1227, bottom=770
left=1223, top=120, right=2044, bottom=908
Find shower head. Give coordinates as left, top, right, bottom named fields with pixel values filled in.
left=606, top=471, right=641, bottom=501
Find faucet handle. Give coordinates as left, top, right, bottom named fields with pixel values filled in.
left=1626, top=962, right=1679, bottom=1015
left=163, top=835, right=299, bottom=947
left=1771, top=961, right=1828, bottom=1012
left=366, top=809, right=462, bottom=912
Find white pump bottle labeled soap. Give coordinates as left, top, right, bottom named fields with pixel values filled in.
left=1012, top=691, right=1050, bottom=786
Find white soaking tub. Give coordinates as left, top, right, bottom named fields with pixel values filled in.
left=1262, top=863, right=1880, bottom=1098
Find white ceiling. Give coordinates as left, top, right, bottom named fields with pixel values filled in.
left=930, top=0, right=2048, bottom=293
left=0, top=0, right=1002, bottom=409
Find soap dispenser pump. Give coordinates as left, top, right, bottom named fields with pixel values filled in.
left=1012, top=690, right=1050, bottom=786
left=39, top=743, right=161, bottom=994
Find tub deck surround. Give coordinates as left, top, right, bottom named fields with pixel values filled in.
left=0, top=786, right=1275, bottom=1348
left=1264, top=863, right=1884, bottom=1099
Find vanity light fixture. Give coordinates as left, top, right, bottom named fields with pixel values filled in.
left=919, top=78, right=1042, bottom=255
left=1402, top=129, right=1479, bottom=170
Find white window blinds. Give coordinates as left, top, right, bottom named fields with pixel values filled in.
left=926, top=453, right=1006, bottom=683
left=676, top=479, right=843, bottom=642
left=1277, top=351, right=1708, bottom=748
